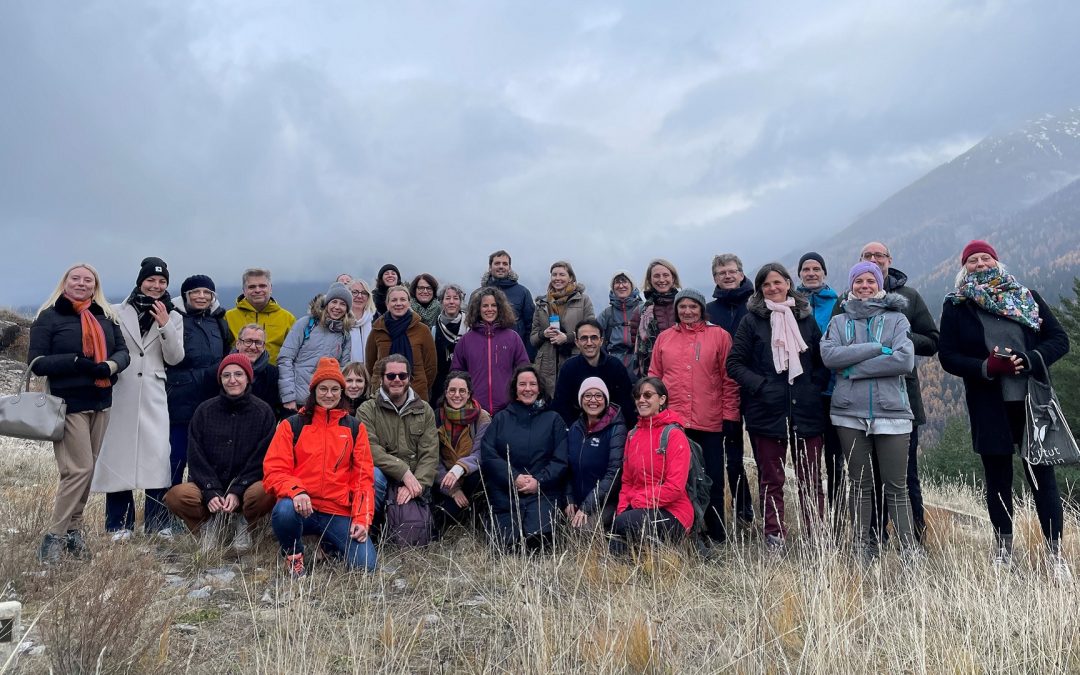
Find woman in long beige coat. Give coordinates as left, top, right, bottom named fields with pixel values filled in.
left=92, top=257, right=185, bottom=539
left=530, top=261, right=595, bottom=396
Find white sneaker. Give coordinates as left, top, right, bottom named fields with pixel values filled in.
left=156, top=527, right=174, bottom=540
left=232, top=515, right=252, bottom=554
left=199, top=517, right=221, bottom=555
left=110, top=528, right=133, bottom=543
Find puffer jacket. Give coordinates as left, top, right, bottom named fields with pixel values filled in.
left=597, top=272, right=643, bottom=379
left=450, top=322, right=530, bottom=414
left=225, top=296, right=296, bottom=365
left=365, top=311, right=438, bottom=402
left=277, top=299, right=352, bottom=405
left=821, top=293, right=915, bottom=422
left=618, top=408, right=693, bottom=532
left=726, top=294, right=830, bottom=439
left=262, top=406, right=376, bottom=526
left=566, top=405, right=625, bottom=515
left=356, top=389, right=440, bottom=486
left=705, top=277, right=752, bottom=337
left=167, top=299, right=232, bottom=423
left=649, top=321, right=740, bottom=432
left=479, top=271, right=535, bottom=346
left=481, top=400, right=568, bottom=515
left=530, top=285, right=596, bottom=395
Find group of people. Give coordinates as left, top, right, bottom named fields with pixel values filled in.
left=25, top=240, right=1071, bottom=579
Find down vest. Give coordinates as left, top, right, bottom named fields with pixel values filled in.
left=649, top=321, right=740, bottom=432
left=726, top=295, right=829, bottom=439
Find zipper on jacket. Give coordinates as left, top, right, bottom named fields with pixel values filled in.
left=486, top=333, right=494, bottom=411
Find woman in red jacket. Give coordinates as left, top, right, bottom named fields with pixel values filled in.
left=263, top=357, right=377, bottom=578
left=611, top=377, right=693, bottom=554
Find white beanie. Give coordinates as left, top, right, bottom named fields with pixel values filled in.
left=578, top=376, right=610, bottom=405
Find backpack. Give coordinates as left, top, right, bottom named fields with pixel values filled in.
left=627, top=423, right=712, bottom=536
left=287, top=413, right=361, bottom=448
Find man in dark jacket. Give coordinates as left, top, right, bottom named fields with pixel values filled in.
left=849, top=242, right=940, bottom=543
left=703, top=253, right=754, bottom=528
left=480, top=249, right=535, bottom=355
left=234, top=323, right=284, bottom=418
left=164, top=354, right=277, bottom=553
left=551, top=319, right=636, bottom=428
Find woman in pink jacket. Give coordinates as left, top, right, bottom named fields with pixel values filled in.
left=612, top=377, right=693, bottom=554
left=648, top=288, right=740, bottom=545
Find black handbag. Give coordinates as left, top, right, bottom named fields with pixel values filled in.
left=1020, top=350, right=1080, bottom=466
left=0, top=357, right=67, bottom=442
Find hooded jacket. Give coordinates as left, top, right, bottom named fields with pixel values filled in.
left=479, top=270, right=535, bottom=345
left=187, top=388, right=276, bottom=505
left=566, top=405, right=625, bottom=515
left=530, top=284, right=596, bottom=396
left=28, top=295, right=131, bottom=414
left=262, top=406, right=376, bottom=526
left=705, top=277, right=753, bottom=337
left=649, top=320, right=740, bottom=432
left=365, top=310, right=438, bottom=402
left=167, top=298, right=232, bottom=423
left=597, top=271, right=643, bottom=379
left=277, top=297, right=352, bottom=405
left=356, top=389, right=440, bottom=486
left=480, top=400, right=568, bottom=515
left=450, top=322, right=530, bottom=414
left=225, top=296, right=296, bottom=365
left=726, top=294, right=829, bottom=439
left=821, top=293, right=915, bottom=422
left=618, top=408, right=693, bottom=532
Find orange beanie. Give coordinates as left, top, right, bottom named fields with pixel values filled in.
left=309, top=357, right=346, bottom=390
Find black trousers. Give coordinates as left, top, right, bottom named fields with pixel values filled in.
left=610, top=508, right=685, bottom=554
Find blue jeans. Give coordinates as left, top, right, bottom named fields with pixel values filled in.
left=373, top=467, right=388, bottom=517
left=270, top=498, right=377, bottom=572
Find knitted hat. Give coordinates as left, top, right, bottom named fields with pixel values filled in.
left=674, top=288, right=707, bottom=313
left=217, top=353, right=253, bottom=383
left=609, top=269, right=634, bottom=289
left=181, top=274, right=216, bottom=296
left=137, top=256, right=169, bottom=285
left=960, top=240, right=998, bottom=264
left=798, top=252, right=827, bottom=275
left=848, top=261, right=884, bottom=290
left=377, top=264, right=402, bottom=288
left=578, top=376, right=610, bottom=406
left=310, top=357, right=346, bottom=390
left=324, top=282, right=351, bottom=308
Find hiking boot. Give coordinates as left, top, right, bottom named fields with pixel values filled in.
left=232, top=515, right=252, bottom=554
left=109, top=528, right=133, bottom=543
left=38, top=533, right=64, bottom=565
left=200, top=515, right=222, bottom=555
left=155, top=527, right=175, bottom=541
left=284, top=552, right=306, bottom=579
left=66, top=529, right=91, bottom=560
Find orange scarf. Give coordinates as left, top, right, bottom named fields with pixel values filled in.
left=67, top=294, right=110, bottom=388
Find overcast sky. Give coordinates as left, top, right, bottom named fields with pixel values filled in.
left=3, top=1, right=1080, bottom=307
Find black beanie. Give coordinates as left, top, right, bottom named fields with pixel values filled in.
left=137, top=256, right=170, bottom=286
left=797, top=252, right=827, bottom=275
left=181, top=274, right=216, bottom=296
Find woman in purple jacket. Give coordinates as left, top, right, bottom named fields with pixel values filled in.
left=451, top=287, right=530, bottom=414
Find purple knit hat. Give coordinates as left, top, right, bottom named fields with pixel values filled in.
left=848, top=261, right=884, bottom=291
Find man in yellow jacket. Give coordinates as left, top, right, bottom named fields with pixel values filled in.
left=225, top=268, right=296, bottom=365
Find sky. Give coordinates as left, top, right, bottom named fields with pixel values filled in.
left=3, top=0, right=1080, bottom=307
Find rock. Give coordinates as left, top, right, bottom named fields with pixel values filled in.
left=0, top=321, right=20, bottom=351
left=461, top=594, right=489, bottom=607
left=29, top=646, right=45, bottom=657
left=186, top=586, right=212, bottom=600
left=164, top=575, right=189, bottom=588
left=392, top=578, right=407, bottom=592
left=423, top=613, right=439, bottom=627
left=200, top=567, right=237, bottom=587
left=173, top=623, right=198, bottom=634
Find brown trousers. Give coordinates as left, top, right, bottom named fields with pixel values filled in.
left=164, top=481, right=274, bottom=533
left=50, top=410, right=111, bottom=536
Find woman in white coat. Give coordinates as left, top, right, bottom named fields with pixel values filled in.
left=92, top=257, right=185, bottom=539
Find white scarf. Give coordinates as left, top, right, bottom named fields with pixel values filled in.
left=765, top=297, right=808, bottom=384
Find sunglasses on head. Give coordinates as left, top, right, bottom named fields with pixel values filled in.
left=383, top=372, right=409, bottom=381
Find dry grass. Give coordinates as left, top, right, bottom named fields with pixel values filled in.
left=2, top=437, right=1080, bottom=674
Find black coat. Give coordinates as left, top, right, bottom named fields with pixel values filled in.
left=248, top=351, right=284, bottom=419
left=432, top=318, right=466, bottom=405
left=28, top=296, right=131, bottom=413
left=481, top=400, right=568, bottom=514
left=551, top=351, right=637, bottom=429
left=187, top=390, right=277, bottom=504
left=706, top=277, right=752, bottom=337
left=726, top=298, right=829, bottom=439
left=167, top=304, right=232, bottom=423
left=938, top=290, right=1069, bottom=456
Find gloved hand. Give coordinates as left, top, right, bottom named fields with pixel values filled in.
left=722, top=420, right=740, bottom=437
left=92, top=362, right=113, bottom=378
left=74, top=357, right=97, bottom=374
left=986, top=355, right=1016, bottom=377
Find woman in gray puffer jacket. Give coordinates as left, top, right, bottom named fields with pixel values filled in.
left=597, top=270, right=642, bottom=380
left=277, top=282, right=353, bottom=410
left=821, top=262, right=917, bottom=564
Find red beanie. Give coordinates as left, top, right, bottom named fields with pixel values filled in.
left=217, top=353, right=254, bottom=383
left=310, top=357, right=346, bottom=390
left=961, top=240, right=998, bottom=264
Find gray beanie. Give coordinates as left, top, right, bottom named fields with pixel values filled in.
left=324, top=282, right=352, bottom=308
left=674, top=288, right=707, bottom=313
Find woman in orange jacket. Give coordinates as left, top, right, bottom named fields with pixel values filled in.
left=263, top=357, right=377, bottom=577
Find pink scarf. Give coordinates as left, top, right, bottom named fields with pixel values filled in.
left=765, top=298, right=807, bottom=384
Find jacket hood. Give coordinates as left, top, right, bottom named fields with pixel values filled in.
left=480, top=270, right=520, bottom=287
left=608, top=288, right=643, bottom=311
left=884, top=267, right=908, bottom=292
left=375, top=387, right=425, bottom=415
left=712, top=277, right=753, bottom=304
left=175, top=297, right=224, bottom=317
left=796, top=284, right=837, bottom=300
left=746, top=292, right=812, bottom=319
left=842, top=292, right=908, bottom=319
left=234, top=295, right=284, bottom=314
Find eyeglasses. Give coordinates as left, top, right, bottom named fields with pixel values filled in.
left=237, top=338, right=265, bottom=348
left=351, top=290, right=370, bottom=298
left=634, top=391, right=659, bottom=401
left=577, top=335, right=601, bottom=343
left=383, top=372, right=409, bottom=381
left=581, top=393, right=606, bottom=402
left=861, top=252, right=891, bottom=261
left=415, top=286, right=433, bottom=292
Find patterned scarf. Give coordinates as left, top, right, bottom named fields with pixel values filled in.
left=765, top=297, right=808, bottom=384
left=437, top=312, right=465, bottom=345
left=411, top=298, right=442, bottom=327
left=384, top=311, right=415, bottom=366
left=126, top=288, right=174, bottom=335
left=66, top=294, right=110, bottom=388
left=546, top=284, right=578, bottom=322
left=950, top=267, right=1042, bottom=331
left=439, top=398, right=482, bottom=465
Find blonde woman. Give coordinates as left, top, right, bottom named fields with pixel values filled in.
left=530, top=260, right=595, bottom=395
